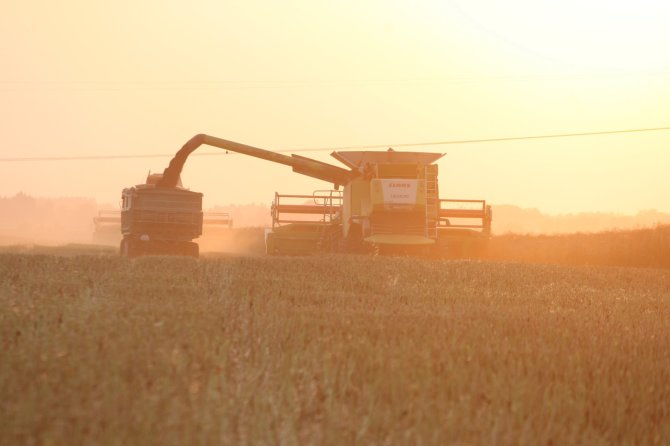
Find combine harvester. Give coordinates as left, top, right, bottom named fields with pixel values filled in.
left=119, top=134, right=491, bottom=258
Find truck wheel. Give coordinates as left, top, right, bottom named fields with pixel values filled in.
left=143, top=240, right=161, bottom=256
left=185, top=242, right=199, bottom=258
left=121, top=237, right=140, bottom=258
left=173, top=241, right=198, bottom=257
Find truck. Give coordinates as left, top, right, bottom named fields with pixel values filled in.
left=120, top=173, right=203, bottom=257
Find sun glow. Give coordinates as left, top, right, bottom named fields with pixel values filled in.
left=452, top=0, right=670, bottom=72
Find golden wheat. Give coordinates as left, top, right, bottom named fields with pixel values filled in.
left=1, top=253, right=669, bottom=444
left=487, top=225, right=670, bottom=268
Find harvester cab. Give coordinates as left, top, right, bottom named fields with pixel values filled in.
left=331, top=149, right=445, bottom=253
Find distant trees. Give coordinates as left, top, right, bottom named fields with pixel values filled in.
left=0, top=194, right=97, bottom=244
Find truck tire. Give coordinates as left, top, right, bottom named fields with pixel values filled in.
left=184, top=242, right=199, bottom=258
left=120, top=237, right=141, bottom=258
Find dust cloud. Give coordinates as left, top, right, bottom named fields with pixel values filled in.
left=198, top=227, right=266, bottom=256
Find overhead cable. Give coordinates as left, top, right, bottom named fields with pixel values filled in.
left=1, top=126, right=669, bottom=162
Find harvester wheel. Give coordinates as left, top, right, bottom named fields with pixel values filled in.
left=342, top=223, right=366, bottom=254
left=339, top=236, right=362, bottom=254
left=336, top=236, right=347, bottom=253
left=265, top=233, right=278, bottom=255
left=427, top=244, right=446, bottom=260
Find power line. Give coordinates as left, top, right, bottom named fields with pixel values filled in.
left=369, top=126, right=670, bottom=149
left=1, top=72, right=669, bottom=91
left=1, top=126, right=669, bottom=162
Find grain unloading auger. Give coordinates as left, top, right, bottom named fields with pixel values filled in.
left=119, top=133, right=491, bottom=257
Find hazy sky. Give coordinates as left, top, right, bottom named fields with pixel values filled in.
left=1, top=0, right=669, bottom=214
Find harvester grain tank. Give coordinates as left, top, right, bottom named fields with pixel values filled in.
left=149, top=134, right=491, bottom=257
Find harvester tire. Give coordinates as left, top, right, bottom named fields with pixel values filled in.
left=265, top=233, right=278, bottom=255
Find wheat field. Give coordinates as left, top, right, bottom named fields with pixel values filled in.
left=487, top=225, right=670, bottom=269
left=1, top=253, right=669, bottom=444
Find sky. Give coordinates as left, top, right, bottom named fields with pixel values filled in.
left=1, top=0, right=669, bottom=214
